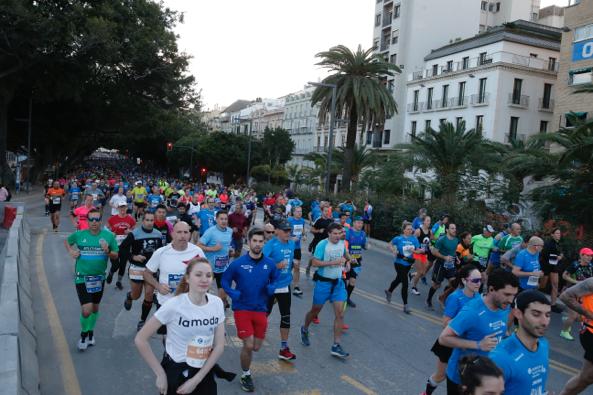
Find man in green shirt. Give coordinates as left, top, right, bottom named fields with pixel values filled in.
left=426, top=223, right=459, bottom=310
left=498, top=223, right=523, bottom=270
left=471, top=225, right=495, bottom=271
left=64, top=208, right=119, bottom=351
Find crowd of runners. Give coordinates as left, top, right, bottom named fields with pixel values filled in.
left=39, top=163, right=593, bottom=395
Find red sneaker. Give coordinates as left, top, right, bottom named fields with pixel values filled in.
left=312, top=317, right=320, bottom=324
left=278, top=347, right=296, bottom=361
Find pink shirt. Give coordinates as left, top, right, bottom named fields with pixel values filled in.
left=73, top=206, right=92, bottom=230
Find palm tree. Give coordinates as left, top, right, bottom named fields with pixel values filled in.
left=401, top=121, right=503, bottom=203
left=286, top=164, right=305, bottom=191
left=311, top=45, right=399, bottom=192
left=331, top=145, right=377, bottom=190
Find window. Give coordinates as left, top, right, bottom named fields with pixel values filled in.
left=574, top=23, right=593, bottom=42
left=392, top=31, right=399, bottom=44
left=481, top=1, right=488, bottom=10
left=375, top=14, right=381, bottom=26
left=388, top=79, right=394, bottom=93
left=462, top=57, right=470, bottom=70
left=394, top=5, right=400, bottom=18
left=478, top=78, right=487, bottom=102
left=317, top=135, right=321, bottom=148
left=411, top=121, right=417, bottom=137
left=441, top=84, right=449, bottom=107
left=425, top=120, right=431, bottom=131
left=390, top=53, right=397, bottom=64
left=458, top=81, right=466, bottom=105
left=476, top=115, right=484, bottom=132
left=366, top=131, right=372, bottom=145
left=413, top=90, right=419, bottom=111
left=432, top=64, right=438, bottom=76
left=496, top=2, right=501, bottom=11
left=542, top=83, right=552, bottom=109
left=540, top=121, right=548, bottom=133
left=512, top=78, right=523, bottom=104
left=531, top=12, right=538, bottom=21
left=489, top=2, right=495, bottom=11
left=479, top=52, right=489, bottom=65
left=548, top=57, right=557, bottom=71
left=530, top=53, right=538, bottom=58
left=509, top=117, right=519, bottom=141
left=439, top=118, right=447, bottom=126
left=456, top=117, right=463, bottom=129
left=383, top=130, right=391, bottom=145
left=324, top=135, right=328, bottom=147
left=569, top=68, right=593, bottom=85
left=446, top=60, right=453, bottom=71
left=373, top=39, right=379, bottom=49
left=427, top=88, right=434, bottom=110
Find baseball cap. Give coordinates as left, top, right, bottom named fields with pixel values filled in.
left=117, top=202, right=127, bottom=207
left=484, top=225, right=495, bottom=233
left=276, top=221, right=292, bottom=231
left=580, top=247, right=593, bottom=256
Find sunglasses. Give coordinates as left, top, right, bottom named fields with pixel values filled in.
left=265, top=231, right=274, bottom=234
left=88, top=217, right=102, bottom=222
left=467, top=278, right=482, bottom=284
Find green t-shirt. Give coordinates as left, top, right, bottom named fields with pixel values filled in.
left=499, top=234, right=523, bottom=253
left=471, top=234, right=494, bottom=258
left=435, top=235, right=459, bottom=258
left=67, top=229, right=118, bottom=284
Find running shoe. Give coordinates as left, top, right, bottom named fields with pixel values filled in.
left=115, top=281, right=123, bottom=290
left=77, top=336, right=88, bottom=351
left=346, top=299, right=357, bottom=308
left=411, top=287, right=421, bottom=295
left=559, top=330, right=574, bottom=341
left=87, top=331, right=95, bottom=347
left=124, top=292, right=132, bottom=311
left=403, top=305, right=411, bottom=314
left=384, top=289, right=393, bottom=304
left=312, top=317, right=320, bottom=324
left=300, top=326, right=310, bottom=346
left=331, top=344, right=349, bottom=359
left=292, top=286, right=303, bottom=296
left=137, top=320, right=145, bottom=332
left=425, top=301, right=434, bottom=311
left=278, top=347, right=296, bottom=361
left=106, top=272, right=113, bottom=284
left=240, top=375, right=255, bottom=392
left=408, top=271, right=415, bottom=282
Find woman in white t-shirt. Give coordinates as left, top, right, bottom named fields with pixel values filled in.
left=135, top=259, right=225, bottom=395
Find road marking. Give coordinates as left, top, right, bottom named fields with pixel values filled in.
left=340, top=375, right=377, bottom=395
left=251, top=359, right=297, bottom=375
left=34, top=231, right=83, bottom=395
left=279, top=390, right=321, bottom=395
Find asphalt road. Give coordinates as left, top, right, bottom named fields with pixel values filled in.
left=16, top=194, right=585, bottom=395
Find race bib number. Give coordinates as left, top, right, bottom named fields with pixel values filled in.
left=116, top=235, right=126, bottom=245
left=92, top=194, right=98, bottom=201
left=274, top=286, right=289, bottom=294
left=214, top=255, right=229, bottom=270
left=84, top=275, right=104, bottom=293
left=129, top=264, right=145, bottom=281
left=350, top=245, right=362, bottom=259
left=52, top=197, right=61, bottom=205
left=168, top=273, right=183, bottom=293
left=527, top=275, right=540, bottom=287
left=292, top=224, right=303, bottom=237
left=478, top=256, right=488, bottom=268
left=186, top=334, right=213, bottom=368
left=402, top=245, right=414, bottom=257
left=549, top=254, right=558, bottom=266
left=444, top=259, right=455, bottom=270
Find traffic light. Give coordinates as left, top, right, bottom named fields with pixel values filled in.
left=166, top=142, right=173, bottom=151
left=200, top=167, right=207, bottom=174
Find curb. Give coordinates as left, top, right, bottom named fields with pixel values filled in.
left=0, top=205, right=40, bottom=395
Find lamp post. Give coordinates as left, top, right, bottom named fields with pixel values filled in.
left=173, top=145, right=198, bottom=179
left=15, top=97, right=33, bottom=192
left=234, top=116, right=253, bottom=186
left=308, top=81, right=337, bottom=194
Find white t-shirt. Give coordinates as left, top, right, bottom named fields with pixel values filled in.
left=146, top=243, right=206, bottom=304
left=154, top=293, right=225, bottom=365
left=109, top=194, right=128, bottom=215
left=188, top=202, right=200, bottom=216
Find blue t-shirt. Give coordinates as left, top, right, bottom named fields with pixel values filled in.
left=69, top=186, right=81, bottom=200
left=198, top=209, right=216, bottom=236
left=412, top=216, right=423, bottom=230
left=287, top=217, right=306, bottom=249
left=514, top=249, right=541, bottom=289
left=313, top=239, right=347, bottom=279
left=263, top=237, right=295, bottom=289
left=346, top=229, right=367, bottom=259
left=489, top=333, right=549, bottom=395
left=311, top=206, right=322, bottom=222
left=147, top=194, right=163, bottom=210
left=444, top=288, right=478, bottom=319
left=200, top=225, right=233, bottom=273
left=446, top=296, right=511, bottom=384
left=390, top=235, right=420, bottom=266
left=340, top=203, right=355, bottom=215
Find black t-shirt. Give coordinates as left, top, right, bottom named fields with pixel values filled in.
left=270, top=204, right=286, bottom=227
left=311, top=217, right=333, bottom=248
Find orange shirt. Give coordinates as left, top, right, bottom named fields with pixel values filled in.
left=46, top=188, right=65, bottom=205
left=583, top=294, right=593, bottom=334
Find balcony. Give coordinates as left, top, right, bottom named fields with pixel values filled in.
left=538, top=98, right=554, bottom=112
left=382, top=13, right=392, bottom=27
left=470, top=93, right=490, bottom=106
left=407, top=102, right=422, bottom=113
left=380, top=40, right=389, bottom=52
left=449, top=96, right=469, bottom=109
left=508, top=94, right=529, bottom=109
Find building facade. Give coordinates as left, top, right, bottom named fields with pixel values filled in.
left=406, top=21, right=561, bottom=143
left=282, top=87, right=319, bottom=166
left=371, top=0, right=541, bottom=147
left=552, top=0, right=593, bottom=129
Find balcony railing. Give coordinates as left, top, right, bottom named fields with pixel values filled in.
left=470, top=93, right=490, bottom=106
left=407, top=102, right=422, bottom=113
left=508, top=94, right=529, bottom=109
left=380, top=41, right=389, bottom=51
left=538, top=98, right=554, bottom=112
left=382, top=14, right=392, bottom=27
left=408, top=51, right=560, bottom=81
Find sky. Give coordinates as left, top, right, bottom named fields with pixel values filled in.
left=163, top=0, right=569, bottom=110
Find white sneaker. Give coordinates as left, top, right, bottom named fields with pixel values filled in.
left=77, top=337, right=88, bottom=351
left=87, top=335, right=95, bottom=347
left=411, top=287, right=421, bottom=295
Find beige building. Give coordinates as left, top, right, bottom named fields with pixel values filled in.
left=252, top=107, right=285, bottom=139
left=552, top=0, right=593, bottom=129
left=538, top=5, right=564, bottom=28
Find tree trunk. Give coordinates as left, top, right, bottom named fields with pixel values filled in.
left=341, top=106, right=358, bottom=192
left=0, top=90, right=15, bottom=186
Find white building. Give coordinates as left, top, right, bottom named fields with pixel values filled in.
left=371, top=0, right=541, bottom=147
left=405, top=20, right=561, bottom=143
left=282, top=87, right=320, bottom=166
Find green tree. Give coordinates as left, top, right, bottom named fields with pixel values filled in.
left=311, top=45, right=399, bottom=192
left=360, top=152, right=409, bottom=196
left=331, top=145, right=377, bottom=190
left=261, top=127, right=295, bottom=166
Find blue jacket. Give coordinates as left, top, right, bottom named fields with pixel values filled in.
left=221, top=254, right=280, bottom=312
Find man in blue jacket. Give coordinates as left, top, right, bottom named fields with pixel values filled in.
left=222, top=227, right=280, bottom=393
left=263, top=220, right=296, bottom=362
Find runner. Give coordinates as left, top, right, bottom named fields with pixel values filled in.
left=68, top=180, right=81, bottom=210
left=457, top=356, right=504, bottom=395
left=384, top=221, right=421, bottom=314
left=198, top=198, right=216, bottom=238
left=108, top=187, right=128, bottom=216
left=228, top=203, right=249, bottom=258
left=490, top=289, right=551, bottom=395
left=71, top=194, right=94, bottom=230
left=147, top=185, right=164, bottom=213
left=222, top=228, right=280, bottom=393
left=177, top=203, right=199, bottom=243
left=63, top=208, right=119, bottom=350
left=560, top=248, right=593, bottom=341
left=497, top=223, right=523, bottom=270
left=264, top=222, right=275, bottom=242
left=46, top=180, right=66, bottom=232
left=154, top=204, right=173, bottom=245
left=132, top=181, right=148, bottom=219
left=558, top=276, right=593, bottom=395
left=198, top=210, right=233, bottom=307
left=426, top=223, right=460, bottom=311
left=412, top=207, right=427, bottom=230
left=438, top=269, right=519, bottom=395
left=84, top=181, right=105, bottom=208
left=512, top=236, right=544, bottom=292
left=363, top=199, right=373, bottom=236
left=118, top=211, right=164, bottom=330
left=135, top=258, right=225, bottom=395
left=470, top=225, right=495, bottom=283
left=105, top=202, right=136, bottom=290
left=301, top=223, right=351, bottom=359
left=540, top=228, right=565, bottom=313
left=344, top=215, right=367, bottom=307
left=423, top=264, right=481, bottom=395
left=288, top=206, right=306, bottom=296
left=306, top=206, right=333, bottom=278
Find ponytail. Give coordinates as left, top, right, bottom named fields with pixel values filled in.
left=443, top=264, right=478, bottom=301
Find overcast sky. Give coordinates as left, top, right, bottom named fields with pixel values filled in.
left=163, top=0, right=569, bottom=110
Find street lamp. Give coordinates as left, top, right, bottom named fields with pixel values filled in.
left=308, top=81, right=337, bottom=194
left=15, top=97, right=33, bottom=193
left=171, top=144, right=198, bottom=179
left=234, top=116, right=253, bottom=186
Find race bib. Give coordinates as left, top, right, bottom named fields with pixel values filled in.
left=444, top=259, right=455, bottom=270
left=527, top=275, right=540, bottom=287
left=92, top=194, right=98, bottom=201
left=84, top=275, right=104, bottom=293
left=549, top=254, right=558, bottom=266
left=214, top=255, right=229, bottom=270
left=116, top=235, right=126, bottom=245
left=129, top=264, right=145, bottom=281
left=292, top=224, right=303, bottom=237
left=186, top=334, right=213, bottom=368
left=274, top=286, right=289, bottom=294
left=402, top=245, right=414, bottom=257
left=52, top=196, right=61, bottom=205
left=350, top=245, right=362, bottom=259
left=168, top=273, right=183, bottom=293
left=478, top=256, right=488, bottom=268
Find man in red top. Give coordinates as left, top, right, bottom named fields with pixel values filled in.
left=46, top=180, right=66, bottom=232
left=106, top=202, right=136, bottom=289
left=71, top=194, right=94, bottom=230
left=219, top=189, right=229, bottom=206
left=229, top=203, right=249, bottom=257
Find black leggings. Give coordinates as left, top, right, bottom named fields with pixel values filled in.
left=267, top=291, right=291, bottom=329
left=109, top=257, right=125, bottom=276
left=388, top=263, right=412, bottom=304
